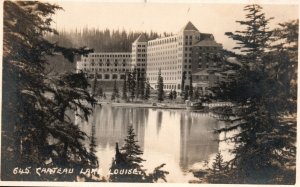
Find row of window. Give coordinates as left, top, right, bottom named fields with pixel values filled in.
left=135, top=63, right=146, bottom=66
left=83, top=58, right=130, bottom=63
left=149, top=76, right=178, bottom=81
left=154, top=84, right=179, bottom=90
left=82, top=63, right=129, bottom=67
left=148, top=61, right=177, bottom=66
left=147, top=66, right=178, bottom=71
left=148, top=50, right=177, bottom=55
left=83, top=68, right=129, bottom=72
left=148, top=37, right=177, bottom=46
left=148, top=71, right=178, bottom=76
left=148, top=45, right=178, bottom=51
left=88, top=54, right=131, bottom=58
left=147, top=56, right=177, bottom=61
left=88, top=74, right=126, bottom=80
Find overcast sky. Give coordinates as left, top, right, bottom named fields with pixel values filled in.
left=51, top=1, right=298, bottom=50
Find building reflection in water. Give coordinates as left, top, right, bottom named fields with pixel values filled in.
left=179, top=112, right=219, bottom=171
left=77, top=105, right=221, bottom=182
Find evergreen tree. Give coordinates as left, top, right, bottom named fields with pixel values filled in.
left=157, top=69, right=164, bottom=102
left=212, top=152, right=225, bottom=173
left=128, top=71, right=136, bottom=101
left=208, top=5, right=296, bottom=184
left=181, top=72, right=186, bottom=94
left=135, top=72, right=140, bottom=99
left=189, top=75, right=193, bottom=100
left=172, top=90, right=177, bottom=100
left=109, top=126, right=169, bottom=183
left=122, top=73, right=128, bottom=101
left=92, top=72, right=98, bottom=96
left=111, top=80, right=119, bottom=101
left=168, top=90, right=173, bottom=100
left=139, top=76, right=145, bottom=100
left=98, top=86, right=103, bottom=98
left=2, top=1, right=97, bottom=181
left=205, top=152, right=229, bottom=183
left=183, top=87, right=189, bottom=101
left=111, top=93, right=115, bottom=101
left=194, top=88, right=200, bottom=100
left=120, top=126, right=145, bottom=167
left=144, top=78, right=151, bottom=100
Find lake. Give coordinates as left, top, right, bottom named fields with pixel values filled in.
left=77, top=104, right=229, bottom=183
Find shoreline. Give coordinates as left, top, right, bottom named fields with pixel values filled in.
left=97, top=101, right=187, bottom=110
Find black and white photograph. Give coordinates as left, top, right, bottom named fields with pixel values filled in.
left=0, top=0, right=298, bottom=185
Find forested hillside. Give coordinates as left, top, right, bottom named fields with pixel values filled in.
left=45, top=29, right=169, bottom=52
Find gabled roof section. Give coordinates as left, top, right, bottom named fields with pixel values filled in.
left=200, top=33, right=214, bottom=40
left=133, top=34, right=148, bottom=43
left=194, top=38, right=222, bottom=47
left=180, top=21, right=199, bottom=32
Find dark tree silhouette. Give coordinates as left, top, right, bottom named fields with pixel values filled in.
left=122, top=73, right=128, bottom=101
left=157, top=69, right=164, bottom=102
left=168, top=90, right=173, bottom=100
left=172, top=90, right=177, bottom=100
left=205, top=5, right=297, bottom=184
left=2, top=1, right=98, bottom=181
left=144, top=78, right=151, bottom=100
left=109, top=126, right=169, bottom=183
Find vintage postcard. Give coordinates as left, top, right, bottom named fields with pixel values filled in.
left=0, top=0, right=298, bottom=186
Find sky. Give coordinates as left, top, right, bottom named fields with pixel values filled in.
left=51, top=0, right=299, bottom=50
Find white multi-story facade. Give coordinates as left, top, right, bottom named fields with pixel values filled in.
left=147, top=21, right=218, bottom=92
left=76, top=21, right=223, bottom=93
left=77, top=52, right=131, bottom=80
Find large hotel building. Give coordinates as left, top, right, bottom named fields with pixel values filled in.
left=77, top=22, right=223, bottom=94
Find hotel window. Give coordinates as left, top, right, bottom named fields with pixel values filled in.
left=97, top=74, right=102, bottom=79
left=105, top=74, right=110, bottom=79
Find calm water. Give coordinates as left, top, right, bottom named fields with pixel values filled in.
left=77, top=104, right=227, bottom=182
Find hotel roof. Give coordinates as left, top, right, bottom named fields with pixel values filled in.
left=180, top=21, right=199, bottom=32
left=133, top=33, right=148, bottom=43
left=194, top=38, right=222, bottom=47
